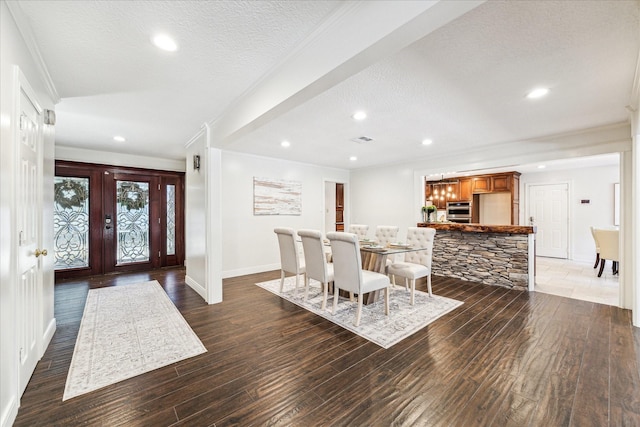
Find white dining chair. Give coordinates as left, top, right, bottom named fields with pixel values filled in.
left=327, top=232, right=390, bottom=326
left=297, top=229, right=333, bottom=310
left=594, top=228, right=619, bottom=277
left=274, top=227, right=306, bottom=295
left=348, top=224, right=370, bottom=240
left=590, top=226, right=600, bottom=269
left=374, top=225, right=400, bottom=267
left=374, top=225, right=399, bottom=248
left=387, top=227, right=436, bottom=305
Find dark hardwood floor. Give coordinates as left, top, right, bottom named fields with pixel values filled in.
left=14, top=268, right=640, bottom=426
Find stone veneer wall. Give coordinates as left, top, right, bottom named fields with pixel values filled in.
left=431, top=230, right=530, bottom=291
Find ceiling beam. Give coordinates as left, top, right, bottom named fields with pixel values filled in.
left=206, top=0, right=485, bottom=148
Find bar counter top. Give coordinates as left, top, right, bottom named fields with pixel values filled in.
left=417, top=222, right=536, bottom=235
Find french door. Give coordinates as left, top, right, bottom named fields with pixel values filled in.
left=54, top=161, right=184, bottom=279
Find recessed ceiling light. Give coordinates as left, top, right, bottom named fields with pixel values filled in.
left=281, top=140, right=290, bottom=147
left=538, top=165, right=546, bottom=169
left=113, top=135, right=126, bottom=142
left=422, top=139, right=433, bottom=146
left=352, top=111, right=367, bottom=121
left=349, top=156, right=357, bottom=161
left=526, top=87, right=549, bottom=99
left=152, top=34, right=178, bottom=52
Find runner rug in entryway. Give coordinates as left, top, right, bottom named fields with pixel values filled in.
left=63, top=280, right=206, bottom=401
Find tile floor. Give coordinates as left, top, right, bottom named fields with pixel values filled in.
left=534, top=256, right=619, bottom=306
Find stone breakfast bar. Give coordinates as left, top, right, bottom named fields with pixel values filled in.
left=417, top=222, right=536, bottom=291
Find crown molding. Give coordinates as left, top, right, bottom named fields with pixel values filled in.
left=5, top=0, right=60, bottom=104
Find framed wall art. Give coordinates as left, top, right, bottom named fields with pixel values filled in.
left=253, top=177, right=302, bottom=215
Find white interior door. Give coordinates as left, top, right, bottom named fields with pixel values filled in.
left=16, top=73, right=44, bottom=396
left=528, top=183, right=568, bottom=258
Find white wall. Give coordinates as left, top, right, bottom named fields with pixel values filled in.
left=520, top=164, right=619, bottom=262
left=220, top=151, right=349, bottom=278
left=184, top=131, right=207, bottom=299
left=1, top=2, right=57, bottom=425
left=350, top=165, right=418, bottom=242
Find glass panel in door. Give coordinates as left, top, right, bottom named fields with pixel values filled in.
left=53, top=177, right=90, bottom=270
left=166, top=184, right=176, bottom=256
left=116, top=180, right=150, bottom=265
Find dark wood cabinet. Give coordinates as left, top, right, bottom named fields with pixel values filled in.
left=459, top=178, right=472, bottom=201
left=425, top=183, right=447, bottom=209
left=425, top=171, right=521, bottom=224
left=491, top=174, right=511, bottom=192
left=472, top=176, right=492, bottom=193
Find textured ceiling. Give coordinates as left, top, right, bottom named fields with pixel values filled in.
left=13, top=0, right=640, bottom=169
left=229, top=0, right=639, bottom=169
left=16, top=0, right=341, bottom=159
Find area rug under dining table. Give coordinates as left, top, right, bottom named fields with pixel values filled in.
left=63, top=280, right=207, bottom=401
left=256, top=276, right=463, bottom=349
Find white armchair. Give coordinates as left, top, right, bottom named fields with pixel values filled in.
left=387, top=227, right=436, bottom=305
left=274, top=227, right=306, bottom=294
left=297, top=229, right=333, bottom=310
left=327, top=232, right=390, bottom=326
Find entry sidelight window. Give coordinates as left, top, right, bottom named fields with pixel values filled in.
left=53, top=177, right=90, bottom=270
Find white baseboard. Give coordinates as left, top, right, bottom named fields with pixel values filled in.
left=185, top=275, right=207, bottom=301
left=42, top=317, right=56, bottom=357
left=222, top=263, right=279, bottom=279
left=0, top=395, right=18, bottom=427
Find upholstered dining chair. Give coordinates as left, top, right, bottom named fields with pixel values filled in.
left=348, top=224, right=370, bottom=240
left=387, top=227, right=436, bottom=305
left=297, top=229, right=333, bottom=310
left=374, top=225, right=400, bottom=248
left=327, top=232, right=390, bottom=326
left=594, top=228, right=619, bottom=277
left=374, top=225, right=401, bottom=268
left=274, top=227, right=306, bottom=294
left=590, top=226, right=601, bottom=269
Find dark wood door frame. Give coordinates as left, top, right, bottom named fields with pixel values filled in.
left=55, top=161, right=185, bottom=279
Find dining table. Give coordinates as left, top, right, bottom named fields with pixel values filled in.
left=358, top=241, right=432, bottom=304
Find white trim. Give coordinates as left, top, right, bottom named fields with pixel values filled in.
left=55, top=145, right=186, bottom=172
left=41, top=318, right=56, bottom=357
left=204, top=125, right=223, bottom=305
left=5, top=1, right=60, bottom=104
left=0, top=395, right=18, bottom=427
left=223, top=263, right=280, bottom=279
left=184, top=274, right=206, bottom=301
left=184, top=128, right=205, bottom=150
left=403, top=122, right=632, bottom=177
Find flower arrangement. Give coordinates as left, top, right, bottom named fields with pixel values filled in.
left=421, top=205, right=437, bottom=222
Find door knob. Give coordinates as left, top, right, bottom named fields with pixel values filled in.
left=34, top=249, right=48, bottom=257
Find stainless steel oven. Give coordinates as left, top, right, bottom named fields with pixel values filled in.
left=446, top=201, right=472, bottom=223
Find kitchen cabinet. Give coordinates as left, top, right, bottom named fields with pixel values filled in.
left=458, top=178, right=472, bottom=201
left=491, top=174, right=511, bottom=192
left=425, top=171, right=521, bottom=224
left=425, top=184, right=446, bottom=209
left=472, top=176, right=492, bottom=193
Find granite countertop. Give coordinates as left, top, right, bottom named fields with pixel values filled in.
left=417, top=222, right=536, bottom=234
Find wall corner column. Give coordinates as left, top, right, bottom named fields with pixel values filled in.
left=204, top=124, right=223, bottom=304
